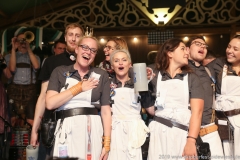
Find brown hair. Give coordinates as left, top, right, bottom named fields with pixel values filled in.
left=107, top=37, right=128, bottom=50
left=65, top=23, right=84, bottom=37
left=232, top=34, right=240, bottom=40
left=155, top=38, right=192, bottom=72
left=186, top=36, right=206, bottom=47
left=53, top=40, right=66, bottom=48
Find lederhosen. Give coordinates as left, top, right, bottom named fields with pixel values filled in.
left=7, top=63, right=37, bottom=119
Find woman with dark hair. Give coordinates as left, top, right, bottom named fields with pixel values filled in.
left=144, top=38, right=204, bottom=159
left=207, top=35, right=240, bottom=159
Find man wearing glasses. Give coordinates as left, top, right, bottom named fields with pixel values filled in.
left=30, top=23, right=84, bottom=159
left=186, top=36, right=224, bottom=160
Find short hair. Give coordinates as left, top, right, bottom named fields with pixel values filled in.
left=53, top=40, right=66, bottom=48
left=110, top=49, right=132, bottom=64
left=186, top=36, right=206, bottom=47
left=77, top=36, right=100, bottom=52
left=65, top=23, right=84, bottom=37
left=107, top=37, right=128, bottom=50
left=205, top=49, right=216, bottom=59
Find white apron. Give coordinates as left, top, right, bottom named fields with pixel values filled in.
left=216, top=65, right=240, bottom=159
left=53, top=76, right=103, bottom=160
left=108, top=87, right=149, bottom=160
left=148, top=72, right=191, bottom=160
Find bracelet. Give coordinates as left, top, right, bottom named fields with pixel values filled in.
left=187, top=136, right=197, bottom=141
left=69, top=81, right=83, bottom=96
left=102, top=136, right=111, bottom=152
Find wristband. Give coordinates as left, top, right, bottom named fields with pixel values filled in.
left=187, top=136, right=197, bottom=141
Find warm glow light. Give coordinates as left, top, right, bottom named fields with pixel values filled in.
left=131, top=1, right=184, bottom=26
left=133, top=37, right=138, bottom=42
left=203, top=36, right=207, bottom=41
left=183, top=37, right=189, bottom=42
left=100, top=38, right=105, bottom=43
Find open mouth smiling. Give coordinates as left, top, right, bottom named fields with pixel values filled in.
left=83, top=55, right=90, bottom=60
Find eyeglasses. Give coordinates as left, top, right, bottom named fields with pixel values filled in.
left=78, top=44, right=97, bottom=54
left=104, top=45, right=115, bottom=51
left=191, top=41, right=208, bottom=48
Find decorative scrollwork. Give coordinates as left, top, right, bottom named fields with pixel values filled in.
left=171, top=0, right=240, bottom=26
left=20, top=0, right=240, bottom=28
left=20, top=0, right=153, bottom=29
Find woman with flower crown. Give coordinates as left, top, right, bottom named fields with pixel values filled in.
left=45, top=32, right=111, bottom=160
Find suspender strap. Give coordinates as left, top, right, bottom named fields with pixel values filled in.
left=204, top=67, right=216, bottom=123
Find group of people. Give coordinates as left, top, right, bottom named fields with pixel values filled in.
left=142, top=36, right=240, bottom=160
left=0, top=22, right=239, bottom=160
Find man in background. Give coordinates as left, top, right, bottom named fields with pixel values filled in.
left=5, top=33, right=40, bottom=127
left=186, top=36, right=224, bottom=160
left=203, top=49, right=216, bottom=66
left=41, top=40, right=66, bottom=67
left=30, top=23, right=84, bottom=160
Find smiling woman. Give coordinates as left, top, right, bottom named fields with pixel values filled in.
left=207, top=35, right=240, bottom=159
left=99, top=37, right=128, bottom=78
left=142, top=38, right=204, bottom=160
left=45, top=35, right=111, bottom=160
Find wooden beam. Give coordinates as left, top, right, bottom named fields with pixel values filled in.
left=0, top=0, right=88, bottom=30
left=94, top=26, right=231, bottom=37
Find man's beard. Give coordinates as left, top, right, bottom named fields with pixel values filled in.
left=66, top=45, right=75, bottom=53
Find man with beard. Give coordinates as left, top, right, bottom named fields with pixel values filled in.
left=30, top=23, right=84, bottom=159
left=5, top=33, right=40, bottom=127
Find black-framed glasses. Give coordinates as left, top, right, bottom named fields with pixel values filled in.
left=104, top=45, right=115, bottom=51
left=78, top=44, right=97, bottom=54
left=191, top=41, right=208, bottom=48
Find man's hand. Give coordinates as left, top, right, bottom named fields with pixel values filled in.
left=11, top=37, right=19, bottom=50
left=146, top=67, right=155, bottom=81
